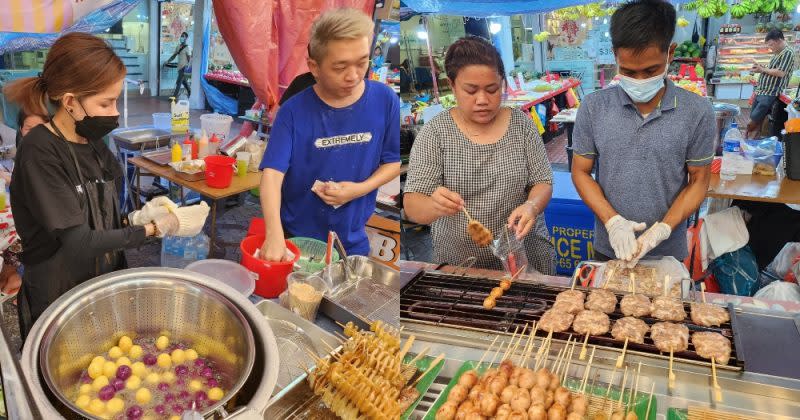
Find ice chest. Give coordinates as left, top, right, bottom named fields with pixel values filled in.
left=543, top=171, right=595, bottom=275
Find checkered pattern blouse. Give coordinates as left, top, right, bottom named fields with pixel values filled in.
left=405, top=107, right=556, bottom=275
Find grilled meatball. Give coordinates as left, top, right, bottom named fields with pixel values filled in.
left=690, top=302, right=730, bottom=327
left=569, top=394, right=588, bottom=415
left=528, top=403, right=547, bottom=420
left=496, top=404, right=513, bottom=420
left=620, top=294, right=652, bottom=317
left=650, top=322, right=690, bottom=353
left=468, top=220, right=493, bottom=247
left=436, top=401, right=459, bottom=420
left=692, top=331, right=732, bottom=365
left=585, top=289, right=618, bottom=313
left=651, top=296, right=687, bottom=322
left=547, top=402, right=567, bottom=420
left=500, top=279, right=513, bottom=291
left=611, top=317, right=650, bottom=344
left=554, top=290, right=586, bottom=315
left=572, top=310, right=611, bottom=336
left=553, top=387, right=571, bottom=408
left=518, top=368, right=537, bottom=390
left=539, top=309, right=575, bottom=333
left=459, top=370, right=479, bottom=388
left=483, top=296, right=497, bottom=310
left=501, top=385, right=519, bottom=404
left=448, top=384, right=469, bottom=403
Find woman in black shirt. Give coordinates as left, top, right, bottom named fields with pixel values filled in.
left=3, top=33, right=208, bottom=339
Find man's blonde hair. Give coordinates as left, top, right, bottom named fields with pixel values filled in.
left=309, top=8, right=374, bottom=62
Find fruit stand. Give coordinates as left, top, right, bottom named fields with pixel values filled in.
left=711, top=33, right=798, bottom=100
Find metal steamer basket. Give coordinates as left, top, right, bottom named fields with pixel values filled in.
left=20, top=268, right=280, bottom=419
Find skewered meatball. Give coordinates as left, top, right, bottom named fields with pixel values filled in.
left=459, top=370, right=479, bottom=388
left=528, top=403, right=547, bottom=420
left=510, top=388, right=532, bottom=411
left=455, top=401, right=476, bottom=420
left=535, top=369, right=551, bottom=389
left=448, top=384, right=469, bottom=404
left=548, top=372, right=560, bottom=391
left=650, top=322, right=690, bottom=353
left=488, top=376, right=508, bottom=395
left=508, top=411, right=529, bottom=420
left=585, top=289, right=618, bottom=313
left=572, top=310, right=611, bottom=336
left=468, top=384, right=484, bottom=404
left=547, top=402, right=567, bottom=420
left=530, top=386, right=547, bottom=406
left=502, top=385, right=520, bottom=404
left=479, top=393, right=500, bottom=416
left=611, top=317, right=650, bottom=344
left=510, top=366, right=522, bottom=386
left=496, top=404, right=513, bottom=420
left=651, top=296, right=687, bottom=321
left=436, top=401, right=459, bottom=420
left=569, top=394, right=588, bottom=415
left=539, top=309, right=575, bottom=333
left=554, top=289, right=586, bottom=315
left=690, top=302, right=730, bottom=327
left=610, top=411, right=625, bottom=420
left=553, top=387, right=571, bottom=408
left=566, top=413, right=583, bottom=420
left=500, top=360, right=515, bottom=378
left=544, top=390, right=555, bottom=409
left=518, top=368, right=537, bottom=389
left=483, top=296, right=497, bottom=310
left=468, top=220, right=493, bottom=247
left=500, top=279, right=513, bottom=291
left=491, top=287, right=504, bottom=298
left=692, top=331, right=732, bottom=365
left=626, top=412, right=639, bottom=420
left=620, top=294, right=651, bottom=317
left=464, top=412, right=487, bottom=420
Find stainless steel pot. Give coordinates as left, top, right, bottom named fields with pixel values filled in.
left=20, top=268, right=280, bottom=419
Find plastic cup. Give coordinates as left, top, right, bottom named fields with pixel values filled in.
left=286, top=272, right=328, bottom=321
left=236, top=152, right=250, bottom=177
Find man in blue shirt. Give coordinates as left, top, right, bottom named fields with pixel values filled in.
left=572, top=0, right=715, bottom=268
left=259, top=8, right=400, bottom=260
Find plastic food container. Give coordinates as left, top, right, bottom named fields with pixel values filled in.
left=240, top=235, right=301, bottom=298
left=286, top=272, right=328, bottom=321
left=185, top=259, right=257, bottom=297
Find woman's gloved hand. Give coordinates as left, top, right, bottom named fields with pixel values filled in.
left=129, top=196, right=178, bottom=226
left=172, top=202, right=210, bottom=237
left=153, top=213, right=180, bottom=238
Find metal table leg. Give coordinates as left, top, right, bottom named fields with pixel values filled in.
left=135, top=167, right=142, bottom=209
left=209, top=200, right=218, bottom=255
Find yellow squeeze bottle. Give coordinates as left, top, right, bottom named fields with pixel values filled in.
left=171, top=141, right=182, bottom=163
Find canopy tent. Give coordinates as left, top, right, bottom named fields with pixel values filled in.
left=0, top=0, right=141, bottom=55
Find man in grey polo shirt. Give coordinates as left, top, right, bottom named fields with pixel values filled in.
left=571, top=0, right=715, bottom=268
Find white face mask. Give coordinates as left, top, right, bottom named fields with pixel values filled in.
left=617, top=62, right=668, bottom=103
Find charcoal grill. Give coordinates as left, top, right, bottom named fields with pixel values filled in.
left=400, top=270, right=742, bottom=370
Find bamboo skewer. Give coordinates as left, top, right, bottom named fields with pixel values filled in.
left=664, top=275, right=670, bottom=297
left=501, top=326, right=520, bottom=361
left=477, top=335, right=499, bottom=367
left=563, top=337, right=577, bottom=384
left=701, top=281, right=708, bottom=303
left=632, top=362, right=642, bottom=410
left=510, top=324, right=529, bottom=363
left=669, top=348, right=676, bottom=389
left=535, top=330, right=554, bottom=371
left=603, top=267, right=615, bottom=289
left=406, top=347, right=430, bottom=366
left=550, top=343, right=566, bottom=372
left=411, top=353, right=445, bottom=387
left=581, top=346, right=596, bottom=394
left=616, top=367, right=629, bottom=411
left=522, top=322, right=537, bottom=367
left=398, top=336, right=415, bottom=361
left=580, top=330, right=590, bottom=360
left=511, top=264, right=527, bottom=280
left=605, top=365, right=620, bottom=399
left=645, top=383, right=656, bottom=420
left=462, top=207, right=474, bottom=222
left=712, top=357, right=723, bottom=402
left=616, top=338, right=629, bottom=368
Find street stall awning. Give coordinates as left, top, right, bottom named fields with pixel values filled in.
left=212, top=0, right=374, bottom=111
left=400, top=0, right=603, bottom=17
left=0, top=0, right=141, bottom=54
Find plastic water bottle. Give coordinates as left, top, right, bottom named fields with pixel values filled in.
left=183, top=238, right=197, bottom=260
left=721, top=122, right=744, bottom=181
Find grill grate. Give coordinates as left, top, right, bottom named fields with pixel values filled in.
left=401, top=271, right=742, bottom=370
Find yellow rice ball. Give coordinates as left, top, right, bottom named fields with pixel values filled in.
left=75, top=394, right=91, bottom=409
left=208, top=387, right=224, bottom=401
left=118, top=336, right=133, bottom=353
left=91, top=356, right=106, bottom=366
left=116, top=356, right=132, bottom=368
left=184, top=349, right=199, bottom=361
left=156, top=335, right=170, bottom=351
left=108, top=346, right=123, bottom=359
left=79, top=384, right=92, bottom=395
left=125, top=376, right=142, bottom=390
left=102, top=361, right=117, bottom=378
left=128, top=345, right=143, bottom=360
left=145, top=372, right=160, bottom=385
left=171, top=349, right=186, bottom=365
left=157, top=353, right=172, bottom=369
left=188, top=380, right=203, bottom=392
left=87, top=362, right=103, bottom=379
left=88, top=398, right=105, bottom=415
left=131, top=362, right=147, bottom=378
left=161, top=371, right=177, bottom=384
left=106, top=397, right=124, bottom=414
left=91, top=376, right=109, bottom=392
left=135, top=387, right=152, bottom=404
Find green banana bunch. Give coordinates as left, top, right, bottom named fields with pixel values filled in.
left=778, top=0, right=799, bottom=13
left=683, top=0, right=699, bottom=11
left=759, top=0, right=779, bottom=13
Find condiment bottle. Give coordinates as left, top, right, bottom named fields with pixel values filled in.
left=171, top=140, right=182, bottom=163
left=198, top=129, right=209, bottom=159
left=209, top=134, right=220, bottom=155
left=182, top=135, right=192, bottom=162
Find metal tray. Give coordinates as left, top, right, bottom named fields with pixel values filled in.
left=255, top=300, right=339, bottom=397
left=319, top=256, right=400, bottom=329
left=730, top=307, right=800, bottom=379
left=111, top=126, right=173, bottom=151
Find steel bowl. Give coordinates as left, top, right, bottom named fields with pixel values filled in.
left=20, top=268, right=279, bottom=419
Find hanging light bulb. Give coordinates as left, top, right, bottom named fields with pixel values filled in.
left=489, top=22, right=503, bottom=34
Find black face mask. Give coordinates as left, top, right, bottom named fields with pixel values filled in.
left=72, top=101, right=119, bottom=141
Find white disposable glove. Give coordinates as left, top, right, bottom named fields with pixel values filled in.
left=129, top=196, right=178, bottom=226
left=153, top=213, right=180, bottom=238
left=605, top=215, right=647, bottom=262
left=627, top=222, right=672, bottom=268
left=172, top=202, right=211, bottom=237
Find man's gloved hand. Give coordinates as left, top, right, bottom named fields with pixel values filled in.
left=172, top=202, right=211, bottom=237
left=627, top=222, right=672, bottom=268
left=605, top=215, right=647, bottom=262
left=129, top=196, right=178, bottom=226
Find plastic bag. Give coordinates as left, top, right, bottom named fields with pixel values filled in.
left=766, top=242, right=800, bottom=281
left=708, top=246, right=759, bottom=296
left=753, top=281, right=800, bottom=303
left=597, top=257, right=689, bottom=298
left=741, top=136, right=778, bottom=176
left=244, top=131, right=266, bottom=172
left=490, top=226, right=529, bottom=277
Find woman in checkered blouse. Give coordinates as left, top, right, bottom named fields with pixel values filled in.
left=404, top=36, right=556, bottom=275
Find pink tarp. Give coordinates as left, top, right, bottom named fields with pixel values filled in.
left=213, top=0, right=373, bottom=110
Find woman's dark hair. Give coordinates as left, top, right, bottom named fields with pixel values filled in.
left=765, top=29, right=785, bottom=42
left=610, top=0, right=676, bottom=54
left=444, top=36, right=505, bottom=81
left=180, top=32, right=189, bottom=39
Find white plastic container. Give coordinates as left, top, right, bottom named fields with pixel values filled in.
left=185, top=259, right=257, bottom=297
left=200, top=113, right=233, bottom=142
left=171, top=99, right=190, bottom=134
left=152, top=113, right=172, bottom=132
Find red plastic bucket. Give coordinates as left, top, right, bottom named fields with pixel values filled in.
left=240, top=234, right=300, bottom=298
left=204, top=155, right=235, bottom=188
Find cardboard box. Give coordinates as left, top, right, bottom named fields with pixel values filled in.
left=366, top=214, right=400, bottom=269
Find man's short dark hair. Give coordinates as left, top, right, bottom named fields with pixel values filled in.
left=610, top=0, right=676, bottom=54
left=444, top=36, right=505, bottom=81
left=765, top=29, right=785, bottom=42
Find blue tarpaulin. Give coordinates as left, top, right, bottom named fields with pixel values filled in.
left=199, top=9, right=237, bottom=116
left=400, top=0, right=601, bottom=17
